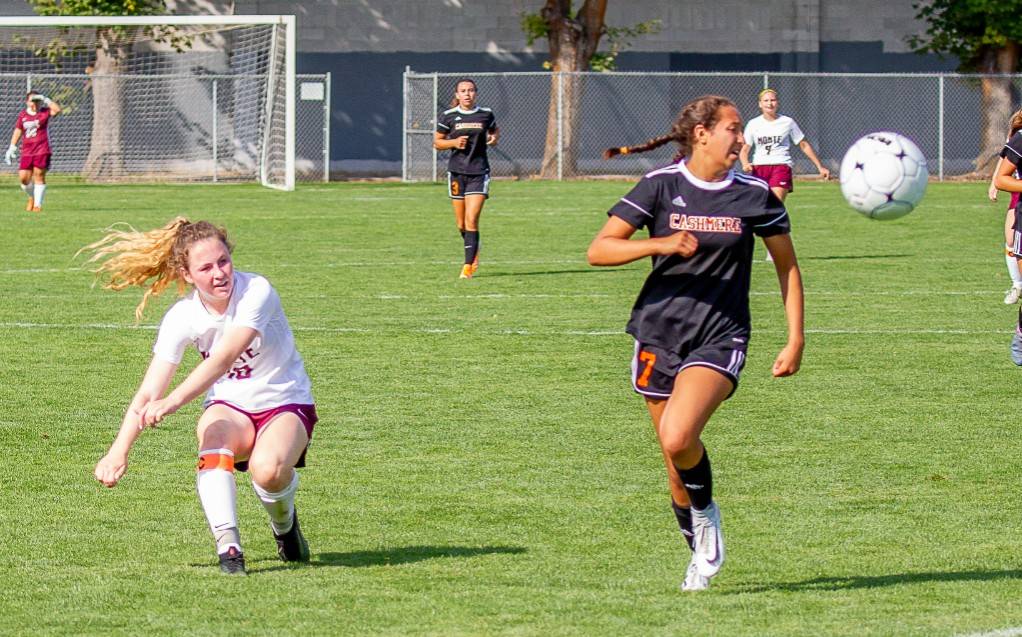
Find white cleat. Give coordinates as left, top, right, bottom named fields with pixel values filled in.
left=690, top=501, right=725, bottom=577
left=681, top=559, right=710, bottom=591
left=1005, top=287, right=1022, bottom=305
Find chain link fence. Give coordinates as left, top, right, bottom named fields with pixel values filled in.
left=0, top=71, right=329, bottom=183
left=405, top=71, right=1022, bottom=181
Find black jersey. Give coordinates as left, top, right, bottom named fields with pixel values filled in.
left=1001, top=132, right=1022, bottom=175
left=608, top=160, right=790, bottom=351
left=436, top=106, right=496, bottom=175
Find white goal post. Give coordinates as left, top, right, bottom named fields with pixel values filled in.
left=0, top=14, right=296, bottom=190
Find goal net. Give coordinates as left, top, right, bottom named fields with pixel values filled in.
left=0, top=15, right=295, bottom=190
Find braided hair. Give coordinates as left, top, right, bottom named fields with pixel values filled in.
left=603, top=95, right=738, bottom=163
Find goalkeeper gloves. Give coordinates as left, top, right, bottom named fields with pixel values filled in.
left=30, top=94, right=51, bottom=107
left=5, top=144, right=16, bottom=165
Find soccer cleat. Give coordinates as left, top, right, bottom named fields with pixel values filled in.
left=31, top=206, right=41, bottom=213
left=459, top=264, right=473, bottom=279
left=218, top=546, right=247, bottom=575
left=470, top=254, right=479, bottom=275
left=690, top=501, right=725, bottom=577
left=1005, top=287, right=1022, bottom=305
left=1012, top=329, right=1022, bottom=366
left=273, top=508, right=310, bottom=563
left=681, top=558, right=710, bottom=592
left=25, top=197, right=33, bottom=212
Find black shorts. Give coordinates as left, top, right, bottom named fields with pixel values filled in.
left=631, top=338, right=748, bottom=400
left=448, top=171, right=490, bottom=200
left=1012, top=206, right=1022, bottom=257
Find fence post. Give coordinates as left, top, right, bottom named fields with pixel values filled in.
left=212, top=79, right=218, bottom=183
left=432, top=72, right=439, bottom=182
left=557, top=72, right=563, bottom=181
left=763, top=72, right=769, bottom=89
left=937, top=74, right=944, bottom=182
left=324, top=71, right=331, bottom=183
left=402, top=67, right=408, bottom=182
left=26, top=74, right=30, bottom=93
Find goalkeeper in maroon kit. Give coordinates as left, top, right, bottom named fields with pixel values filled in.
left=7, top=91, right=61, bottom=212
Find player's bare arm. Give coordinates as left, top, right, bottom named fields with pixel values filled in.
left=798, top=139, right=830, bottom=179
left=739, top=143, right=752, bottom=172
left=433, top=131, right=468, bottom=151
left=138, top=326, right=259, bottom=427
left=764, top=233, right=804, bottom=377
left=94, top=357, right=178, bottom=487
left=487, top=126, right=500, bottom=146
left=994, top=158, right=1022, bottom=193
left=587, top=215, right=698, bottom=266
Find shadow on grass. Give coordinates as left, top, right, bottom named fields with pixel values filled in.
left=801, top=254, right=913, bottom=260
left=481, top=268, right=627, bottom=278
left=730, top=569, right=1022, bottom=593
left=250, top=544, right=527, bottom=573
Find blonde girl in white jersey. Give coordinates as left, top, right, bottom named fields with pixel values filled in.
left=86, top=218, right=317, bottom=575
left=739, top=88, right=829, bottom=203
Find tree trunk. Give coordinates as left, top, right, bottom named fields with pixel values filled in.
left=537, top=0, right=606, bottom=179
left=975, top=43, right=1019, bottom=174
left=82, top=33, right=127, bottom=181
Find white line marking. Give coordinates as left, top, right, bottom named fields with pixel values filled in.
left=0, top=322, right=1008, bottom=337
left=957, top=628, right=1022, bottom=637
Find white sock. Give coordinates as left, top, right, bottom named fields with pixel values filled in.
left=252, top=470, right=298, bottom=535
left=32, top=183, right=45, bottom=207
left=1007, top=246, right=1022, bottom=288
left=20, top=183, right=32, bottom=197
left=196, top=448, right=240, bottom=555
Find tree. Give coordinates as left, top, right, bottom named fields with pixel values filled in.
left=910, top=0, right=1022, bottom=174
left=521, top=1, right=659, bottom=178
left=26, top=0, right=189, bottom=180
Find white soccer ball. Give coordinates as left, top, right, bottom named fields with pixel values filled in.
left=839, top=132, right=928, bottom=220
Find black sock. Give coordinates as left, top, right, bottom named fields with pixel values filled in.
left=671, top=500, right=695, bottom=550
left=465, top=230, right=480, bottom=265
left=675, top=448, right=713, bottom=511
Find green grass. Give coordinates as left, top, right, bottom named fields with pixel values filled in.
left=3, top=179, right=1022, bottom=636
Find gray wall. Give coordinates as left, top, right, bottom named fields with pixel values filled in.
left=0, top=1, right=960, bottom=174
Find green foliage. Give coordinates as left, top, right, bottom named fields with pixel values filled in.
left=519, top=10, right=549, bottom=47
left=909, top=0, right=1022, bottom=69
left=26, top=0, right=169, bottom=16
left=590, top=19, right=661, bottom=71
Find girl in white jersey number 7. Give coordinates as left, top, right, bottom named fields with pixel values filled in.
left=85, top=218, right=317, bottom=575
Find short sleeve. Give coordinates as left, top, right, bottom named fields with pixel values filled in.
left=487, top=112, right=497, bottom=131
left=152, top=303, right=192, bottom=365
left=742, top=123, right=754, bottom=146
left=607, top=178, right=659, bottom=229
left=788, top=119, right=805, bottom=145
left=751, top=190, right=791, bottom=238
left=436, top=112, right=450, bottom=133
left=1001, top=132, right=1022, bottom=168
left=232, top=276, right=278, bottom=336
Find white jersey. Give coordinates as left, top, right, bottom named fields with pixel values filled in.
left=152, top=271, right=314, bottom=411
left=743, top=115, right=805, bottom=166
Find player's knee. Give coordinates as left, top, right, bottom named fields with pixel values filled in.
left=661, top=429, right=700, bottom=460
left=248, top=459, right=291, bottom=491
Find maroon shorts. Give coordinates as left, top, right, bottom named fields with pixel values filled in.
left=205, top=400, right=318, bottom=471
left=19, top=153, right=50, bottom=171
left=751, top=164, right=793, bottom=192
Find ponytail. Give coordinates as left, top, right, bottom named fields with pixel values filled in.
left=603, top=95, right=737, bottom=163
left=78, top=216, right=232, bottom=322
left=1010, top=107, right=1022, bottom=137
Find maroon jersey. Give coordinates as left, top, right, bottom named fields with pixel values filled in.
left=16, top=107, right=51, bottom=157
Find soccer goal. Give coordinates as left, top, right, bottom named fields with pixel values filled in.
left=0, top=15, right=295, bottom=190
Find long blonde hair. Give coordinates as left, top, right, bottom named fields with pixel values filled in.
left=79, top=217, right=232, bottom=321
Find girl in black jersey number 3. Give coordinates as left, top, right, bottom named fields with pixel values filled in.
left=590, top=95, right=805, bottom=591
left=434, top=78, right=499, bottom=279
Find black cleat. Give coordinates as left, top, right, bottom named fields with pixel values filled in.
left=274, top=508, right=310, bottom=563
left=218, top=546, right=247, bottom=575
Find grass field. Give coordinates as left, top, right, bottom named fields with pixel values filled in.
left=3, top=178, right=1022, bottom=636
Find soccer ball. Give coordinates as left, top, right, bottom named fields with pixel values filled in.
left=839, top=132, right=928, bottom=220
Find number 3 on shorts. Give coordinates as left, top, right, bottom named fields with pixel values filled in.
left=637, top=350, right=657, bottom=388
left=451, top=179, right=460, bottom=196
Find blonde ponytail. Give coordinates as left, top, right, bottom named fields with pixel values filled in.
left=78, top=217, right=231, bottom=321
